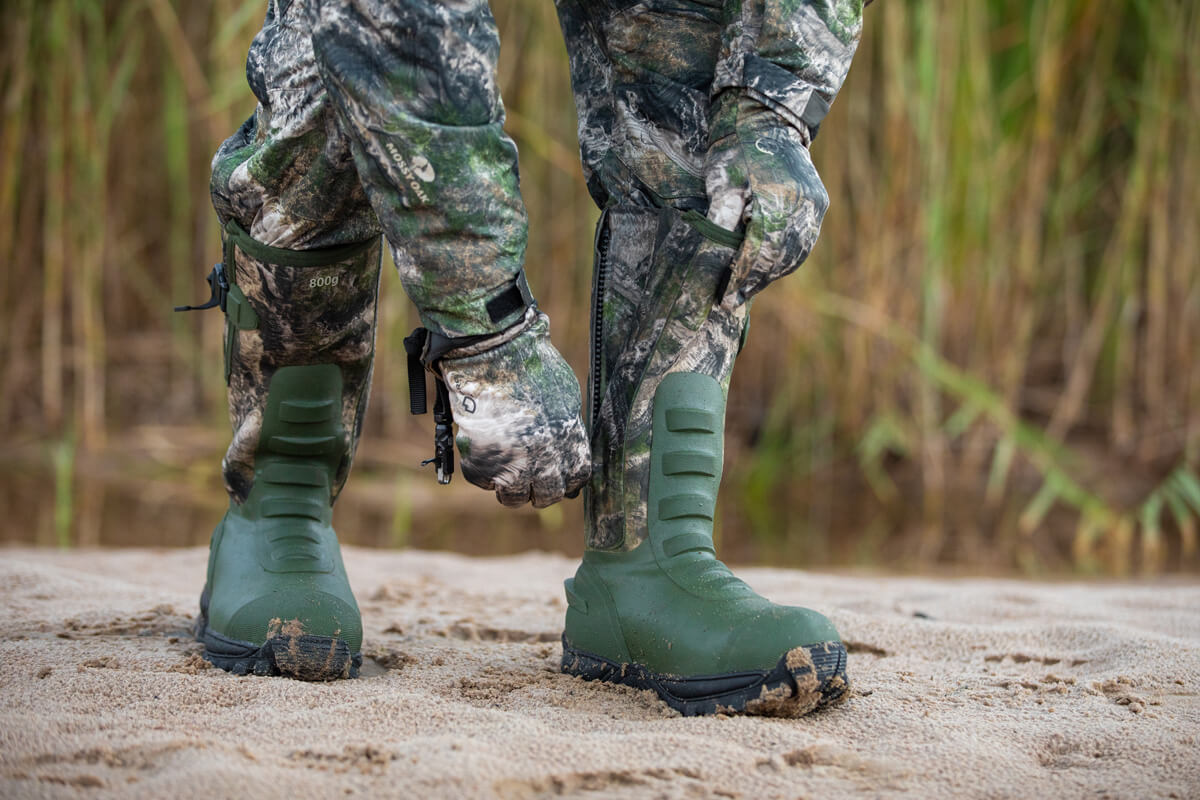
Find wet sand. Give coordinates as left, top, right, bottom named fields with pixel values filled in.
left=1, top=547, right=1197, bottom=799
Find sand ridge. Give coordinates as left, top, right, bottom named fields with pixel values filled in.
left=0, top=547, right=1197, bottom=799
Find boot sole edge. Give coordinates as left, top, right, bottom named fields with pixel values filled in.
left=195, top=615, right=361, bottom=681
left=561, top=637, right=849, bottom=717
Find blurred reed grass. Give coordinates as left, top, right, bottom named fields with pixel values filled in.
left=1, top=0, right=1196, bottom=573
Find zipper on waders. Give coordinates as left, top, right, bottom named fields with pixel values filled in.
left=589, top=209, right=611, bottom=431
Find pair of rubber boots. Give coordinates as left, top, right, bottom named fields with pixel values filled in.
left=197, top=211, right=849, bottom=716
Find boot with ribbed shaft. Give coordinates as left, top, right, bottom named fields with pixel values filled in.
left=191, top=221, right=382, bottom=680
left=560, top=205, right=849, bottom=716
left=198, top=364, right=363, bottom=679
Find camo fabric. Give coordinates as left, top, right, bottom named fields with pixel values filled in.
left=554, top=0, right=861, bottom=549
left=585, top=207, right=748, bottom=550
left=706, top=0, right=863, bottom=308
left=555, top=0, right=723, bottom=211
left=437, top=308, right=591, bottom=508
left=704, top=92, right=829, bottom=309
left=712, top=0, right=864, bottom=142
left=222, top=233, right=383, bottom=504
left=209, top=0, right=589, bottom=506
left=208, top=0, right=858, bottom=519
left=212, top=0, right=528, bottom=339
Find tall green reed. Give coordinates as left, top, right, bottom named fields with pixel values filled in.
left=735, top=0, right=1200, bottom=572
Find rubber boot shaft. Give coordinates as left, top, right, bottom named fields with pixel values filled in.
left=199, top=365, right=363, bottom=679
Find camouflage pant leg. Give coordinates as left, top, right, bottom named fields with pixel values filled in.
left=219, top=225, right=383, bottom=504
left=210, top=0, right=532, bottom=502
left=555, top=0, right=723, bottom=211
left=210, top=1, right=381, bottom=248
left=210, top=0, right=384, bottom=504
left=214, top=0, right=527, bottom=338
left=556, top=1, right=748, bottom=550
left=309, top=0, right=530, bottom=339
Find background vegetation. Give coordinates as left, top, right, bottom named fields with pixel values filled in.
left=1, top=0, right=1197, bottom=574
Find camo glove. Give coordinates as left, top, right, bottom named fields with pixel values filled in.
left=435, top=308, right=590, bottom=508
left=703, top=91, right=830, bottom=309
left=706, top=0, right=863, bottom=308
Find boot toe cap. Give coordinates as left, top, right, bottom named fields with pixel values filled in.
left=725, top=604, right=841, bottom=671
left=222, top=591, right=362, bottom=652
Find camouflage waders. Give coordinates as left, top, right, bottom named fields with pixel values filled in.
left=554, top=0, right=864, bottom=715
left=192, top=0, right=588, bottom=680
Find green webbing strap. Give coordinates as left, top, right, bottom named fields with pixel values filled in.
left=220, top=229, right=258, bottom=331
left=681, top=209, right=744, bottom=250
left=176, top=224, right=380, bottom=315
left=223, top=220, right=379, bottom=268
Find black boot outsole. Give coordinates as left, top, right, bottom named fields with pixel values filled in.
left=195, top=614, right=361, bottom=681
left=561, top=638, right=850, bottom=717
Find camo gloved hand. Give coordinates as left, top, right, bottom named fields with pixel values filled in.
left=435, top=309, right=590, bottom=508
left=703, top=91, right=831, bottom=309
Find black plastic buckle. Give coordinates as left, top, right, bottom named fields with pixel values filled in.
left=174, top=263, right=229, bottom=313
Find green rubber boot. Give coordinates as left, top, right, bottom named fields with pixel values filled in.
left=191, top=221, right=382, bottom=680
left=561, top=206, right=849, bottom=716
left=197, top=365, right=364, bottom=679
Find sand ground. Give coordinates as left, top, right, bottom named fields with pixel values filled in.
left=0, top=547, right=1197, bottom=799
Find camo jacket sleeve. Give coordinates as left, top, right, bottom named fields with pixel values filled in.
left=712, top=0, right=864, bottom=141
left=310, top=0, right=529, bottom=340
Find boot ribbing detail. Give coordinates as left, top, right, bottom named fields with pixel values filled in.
left=198, top=364, right=362, bottom=680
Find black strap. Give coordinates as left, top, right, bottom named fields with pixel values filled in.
left=403, top=329, right=429, bottom=415
left=425, top=378, right=455, bottom=485
left=801, top=91, right=831, bottom=140
left=484, top=269, right=535, bottom=326
left=425, top=328, right=493, bottom=364
left=404, top=326, right=458, bottom=485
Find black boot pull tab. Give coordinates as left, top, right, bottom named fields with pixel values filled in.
left=174, top=263, right=229, bottom=313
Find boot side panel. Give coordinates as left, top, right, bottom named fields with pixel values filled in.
left=206, top=363, right=363, bottom=654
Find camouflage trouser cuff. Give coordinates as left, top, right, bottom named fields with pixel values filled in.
left=221, top=219, right=379, bottom=269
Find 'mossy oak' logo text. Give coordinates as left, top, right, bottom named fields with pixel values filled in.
left=385, top=142, right=435, bottom=206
